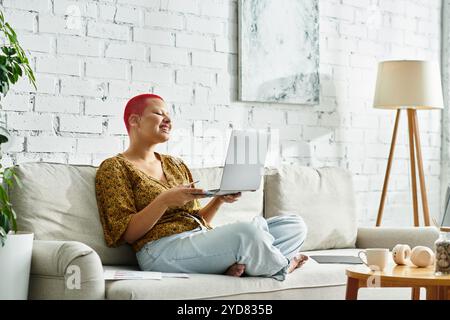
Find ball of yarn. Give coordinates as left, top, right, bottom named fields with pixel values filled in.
left=410, top=246, right=435, bottom=267
left=392, top=244, right=411, bottom=265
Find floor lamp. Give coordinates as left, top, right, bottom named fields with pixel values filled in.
left=373, top=60, right=444, bottom=227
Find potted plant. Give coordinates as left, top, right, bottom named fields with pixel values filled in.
left=0, top=10, right=36, bottom=300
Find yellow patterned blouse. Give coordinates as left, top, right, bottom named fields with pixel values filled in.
left=95, top=153, right=212, bottom=252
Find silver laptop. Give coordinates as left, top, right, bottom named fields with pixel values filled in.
left=198, top=130, right=270, bottom=197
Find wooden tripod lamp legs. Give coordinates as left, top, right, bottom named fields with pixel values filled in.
left=412, top=111, right=431, bottom=226
left=407, top=109, right=420, bottom=226
left=376, top=109, right=431, bottom=227
left=376, top=110, right=401, bottom=227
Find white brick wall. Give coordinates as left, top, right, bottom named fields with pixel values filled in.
left=59, top=115, right=103, bottom=133
left=87, top=21, right=129, bottom=41
left=84, top=98, right=125, bottom=116
left=39, top=15, right=83, bottom=36
left=35, top=95, right=80, bottom=114
left=131, top=64, right=173, bottom=83
left=7, top=112, right=54, bottom=131
left=151, top=46, right=189, bottom=65
left=144, top=12, right=184, bottom=29
left=19, top=33, right=52, bottom=53
left=36, top=56, right=81, bottom=76
left=442, top=0, right=450, bottom=216
left=27, top=136, right=76, bottom=153
left=1, top=93, right=33, bottom=112
left=58, top=36, right=100, bottom=57
left=133, top=28, right=174, bottom=45
left=176, top=33, right=214, bottom=51
left=85, top=59, right=128, bottom=80
left=0, top=0, right=443, bottom=227
left=105, top=42, right=147, bottom=61
left=3, top=0, right=51, bottom=13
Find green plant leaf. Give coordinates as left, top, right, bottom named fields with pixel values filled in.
left=4, top=179, right=12, bottom=188
left=0, top=226, right=6, bottom=247
left=16, top=65, right=22, bottom=77
left=11, top=70, right=18, bottom=84
left=0, top=82, right=9, bottom=95
left=13, top=173, right=23, bottom=189
left=6, top=34, right=14, bottom=44
left=6, top=71, right=14, bottom=84
left=10, top=208, right=17, bottom=231
left=0, top=16, right=37, bottom=95
left=13, top=62, right=22, bottom=78
left=3, top=168, right=13, bottom=179
left=5, top=23, right=17, bottom=40
left=0, top=185, right=9, bottom=205
left=0, top=226, right=6, bottom=237
left=0, top=208, right=12, bottom=234
left=0, top=212, right=8, bottom=229
left=9, top=47, right=16, bottom=56
left=0, top=184, right=16, bottom=233
left=0, top=134, right=8, bottom=144
left=1, top=46, right=10, bottom=55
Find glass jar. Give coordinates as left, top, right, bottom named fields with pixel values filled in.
left=435, top=227, right=450, bottom=276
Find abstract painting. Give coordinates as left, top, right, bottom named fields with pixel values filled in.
left=238, top=0, right=319, bottom=105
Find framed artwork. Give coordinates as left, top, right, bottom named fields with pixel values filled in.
left=238, top=0, right=320, bottom=105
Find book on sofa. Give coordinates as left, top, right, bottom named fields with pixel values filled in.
left=309, top=255, right=363, bottom=264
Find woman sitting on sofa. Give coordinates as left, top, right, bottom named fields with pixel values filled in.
left=95, top=93, right=308, bottom=280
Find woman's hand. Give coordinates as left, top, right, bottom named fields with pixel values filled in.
left=215, top=192, right=242, bottom=204
left=198, top=192, right=242, bottom=224
left=158, top=184, right=206, bottom=207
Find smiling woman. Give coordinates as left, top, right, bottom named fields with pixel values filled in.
left=94, top=93, right=309, bottom=281
left=123, top=93, right=171, bottom=135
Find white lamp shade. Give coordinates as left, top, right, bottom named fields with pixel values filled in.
left=373, top=60, right=444, bottom=110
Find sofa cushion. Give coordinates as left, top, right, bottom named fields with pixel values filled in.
left=190, top=167, right=264, bottom=227
left=105, top=251, right=358, bottom=299
left=9, top=162, right=137, bottom=266
left=264, top=165, right=357, bottom=251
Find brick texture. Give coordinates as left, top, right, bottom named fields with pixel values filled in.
left=0, top=0, right=443, bottom=227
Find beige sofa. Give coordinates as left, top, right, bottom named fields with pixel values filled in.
left=9, top=161, right=439, bottom=300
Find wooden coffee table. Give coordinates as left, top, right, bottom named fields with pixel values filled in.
left=346, top=262, right=450, bottom=300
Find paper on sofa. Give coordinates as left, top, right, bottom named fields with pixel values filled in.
left=104, top=270, right=189, bottom=280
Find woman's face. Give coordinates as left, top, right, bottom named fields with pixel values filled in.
left=130, top=98, right=171, bottom=143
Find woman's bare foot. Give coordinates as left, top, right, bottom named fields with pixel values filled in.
left=225, top=263, right=246, bottom=277
left=287, top=254, right=309, bottom=273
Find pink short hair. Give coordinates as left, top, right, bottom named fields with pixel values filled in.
left=123, top=93, right=164, bottom=133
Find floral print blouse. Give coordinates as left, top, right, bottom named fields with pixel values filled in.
left=95, top=153, right=212, bottom=252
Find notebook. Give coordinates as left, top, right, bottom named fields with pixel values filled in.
left=309, top=255, right=363, bottom=264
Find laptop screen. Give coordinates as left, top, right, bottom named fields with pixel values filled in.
left=224, top=130, right=270, bottom=166
left=219, top=130, right=270, bottom=191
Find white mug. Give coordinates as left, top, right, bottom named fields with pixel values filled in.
left=358, top=248, right=389, bottom=271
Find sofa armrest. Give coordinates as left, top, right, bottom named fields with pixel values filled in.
left=29, top=240, right=105, bottom=300
left=356, top=227, right=440, bottom=250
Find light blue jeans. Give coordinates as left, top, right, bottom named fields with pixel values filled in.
left=136, top=215, right=307, bottom=281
